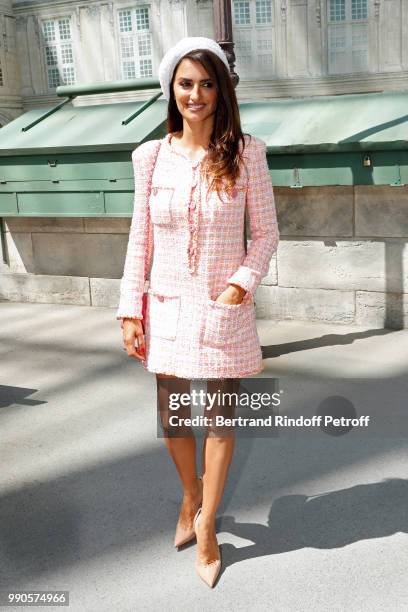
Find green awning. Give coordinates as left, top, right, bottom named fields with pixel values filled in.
left=0, top=87, right=407, bottom=218
left=0, top=100, right=168, bottom=156
left=239, top=89, right=408, bottom=153
left=0, top=89, right=407, bottom=156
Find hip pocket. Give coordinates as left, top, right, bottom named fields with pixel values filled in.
left=202, top=296, right=254, bottom=348
left=149, top=186, right=174, bottom=225
left=148, top=289, right=180, bottom=340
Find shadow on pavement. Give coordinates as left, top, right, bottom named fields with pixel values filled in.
left=217, top=477, right=408, bottom=577
left=262, top=328, right=395, bottom=359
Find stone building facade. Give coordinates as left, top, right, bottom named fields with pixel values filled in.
left=2, top=0, right=408, bottom=115
left=1, top=1, right=408, bottom=328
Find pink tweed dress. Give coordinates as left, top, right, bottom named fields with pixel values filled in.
left=117, top=132, right=279, bottom=379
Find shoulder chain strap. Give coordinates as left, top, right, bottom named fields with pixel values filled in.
left=244, top=208, right=248, bottom=255
left=143, top=139, right=162, bottom=282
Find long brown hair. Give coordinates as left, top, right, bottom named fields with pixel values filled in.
left=166, top=49, right=252, bottom=198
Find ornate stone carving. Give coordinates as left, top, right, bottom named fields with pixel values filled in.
left=33, top=15, right=41, bottom=48
left=281, top=0, right=287, bottom=23
left=107, top=2, right=114, bottom=37
left=15, top=16, right=27, bottom=30
left=86, top=4, right=101, bottom=19
left=315, top=0, right=322, bottom=27
left=76, top=7, right=81, bottom=41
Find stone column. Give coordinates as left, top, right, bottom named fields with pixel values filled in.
left=0, top=0, right=23, bottom=125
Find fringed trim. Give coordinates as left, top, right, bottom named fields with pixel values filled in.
left=187, top=164, right=206, bottom=275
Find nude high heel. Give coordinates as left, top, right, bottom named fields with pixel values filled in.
left=193, top=507, right=221, bottom=588
left=174, top=476, right=203, bottom=548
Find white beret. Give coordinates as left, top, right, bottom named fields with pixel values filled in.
left=158, top=37, right=230, bottom=101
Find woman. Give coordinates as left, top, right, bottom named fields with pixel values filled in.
left=117, top=37, right=279, bottom=588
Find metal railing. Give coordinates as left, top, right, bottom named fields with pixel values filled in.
left=22, top=78, right=163, bottom=132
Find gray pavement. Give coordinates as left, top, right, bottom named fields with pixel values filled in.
left=1, top=301, right=408, bottom=611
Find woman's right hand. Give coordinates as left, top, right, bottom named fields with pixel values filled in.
left=122, top=318, right=146, bottom=362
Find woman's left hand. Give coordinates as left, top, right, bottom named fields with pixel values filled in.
left=215, top=284, right=247, bottom=305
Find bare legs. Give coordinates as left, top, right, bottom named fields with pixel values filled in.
left=199, top=378, right=238, bottom=563
left=156, top=374, right=202, bottom=531
left=156, top=374, right=238, bottom=563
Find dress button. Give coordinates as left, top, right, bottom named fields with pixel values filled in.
left=190, top=201, right=196, bottom=210
left=157, top=295, right=164, bottom=302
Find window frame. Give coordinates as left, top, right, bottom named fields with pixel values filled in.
left=41, top=15, right=76, bottom=91
left=116, top=5, right=153, bottom=81
left=232, top=0, right=275, bottom=78
left=327, top=0, right=369, bottom=75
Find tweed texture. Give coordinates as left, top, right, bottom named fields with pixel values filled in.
left=117, top=132, right=279, bottom=379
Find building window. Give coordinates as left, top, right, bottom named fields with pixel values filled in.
left=232, top=0, right=274, bottom=78
left=234, top=0, right=251, bottom=25
left=118, top=7, right=153, bottom=79
left=0, top=61, right=3, bottom=87
left=256, top=0, right=272, bottom=24
left=42, top=17, right=76, bottom=89
left=328, top=0, right=368, bottom=74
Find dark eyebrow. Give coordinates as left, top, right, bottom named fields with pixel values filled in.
left=177, top=77, right=213, bottom=82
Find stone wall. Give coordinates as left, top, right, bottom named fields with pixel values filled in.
left=0, top=217, right=127, bottom=308
left=257, top=185, right=408, bottom=328
left=1, top=184, right=407, bottom=328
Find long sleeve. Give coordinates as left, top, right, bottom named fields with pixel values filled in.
left=227, top=137, right=279, bottom=296
left=116, top=142, right=156, bottom=320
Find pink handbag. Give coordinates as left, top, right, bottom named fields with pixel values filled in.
left=141, top=291, right=149, bottom=333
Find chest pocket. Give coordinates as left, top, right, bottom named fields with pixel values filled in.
left=149, top=186, right=175, bottom=225
left=206, top=179, right=247, bottom=225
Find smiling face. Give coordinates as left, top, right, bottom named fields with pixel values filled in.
left=172, top=58, right=218, bottom=126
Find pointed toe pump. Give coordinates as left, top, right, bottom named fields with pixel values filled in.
left=174, top=476, right=203, bottom=548
left=193, top=507, right=221, bottom=588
